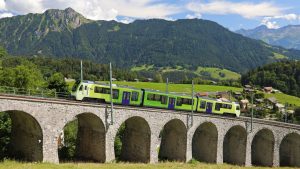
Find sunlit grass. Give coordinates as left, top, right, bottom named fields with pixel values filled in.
left=0, top=160, right=295, bottom=169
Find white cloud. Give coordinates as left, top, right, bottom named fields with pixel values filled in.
left=261, top=13, right=300, bottom=29
left=118, top=17, right=134, bottom=24
left=261, top=18, right=280, bottom=29
left=0, top=0, right=5, bottom=10
left=186, top=13, right=202, bottom=19
left=0, top=12, right=13, bottom=19
left=0, top=0, right=181, bottom=21
left=186, top=0, right=283, bottom=19
left=270, top=14, right=298, bottom=21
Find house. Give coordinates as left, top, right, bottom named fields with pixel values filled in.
left=144, top=78, right=153, bottom=82
left=275, top=103, right=285, bottom=112
left=264, top=87, right=273, bottom=93
left=64, top=78, right=75, bottom=82
left=233, top=91, right=242, bottom=99
left=196, top=92, right=209, bottom=97
left=265, top=97, right=277, bottom=109
left=244, top=85, right=252, bottom=89
left=255, top=98, right=264, bottom=104
left=216, top=92, right=230, bottom=100
left=240, top=99, right=249, bottom=111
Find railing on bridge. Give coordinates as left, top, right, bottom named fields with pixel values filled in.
left=0, top=86, right=71, bottom=99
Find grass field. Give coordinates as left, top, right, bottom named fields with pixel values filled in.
left=0, top=160, right=295, bottom=169
left=114, top=81, right=242, bottom=94
left=196, top=67, right=241, bottom=80
left=265, top=92, right=300, bottom=107
left=131, top=64, right=154, bottom=71
left=273, top=52, right=288, bottom=59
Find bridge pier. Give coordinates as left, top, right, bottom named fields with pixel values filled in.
left=273, top=136, right=281, bottom=167
left=42, top=128, right=60, bottom=163
left=245, top=134, right=252, bottom=167
left=216, top=130, right=225, bottom=164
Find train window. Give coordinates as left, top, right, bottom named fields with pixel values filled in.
left=94, top=87, right=109, bottom=94
left=84, top=86, right=87, bottom=90
left=200, top=101, right=206, bottom=109
left=113, top=89, right=119, bottom=99
left=155, top=94, right=161, bottom=101
left=147, top=94, right=155, bottom=100
left=79, top=85, right=83, bottom=91
left=72, top=80, right=81, bottom=92
left=161, top=96, right=167, bottom=104
left=215, top=103, right=222, bottom=111
left=176, top=98, right=183, bottom=106
left=236, top=106, right=240, bottom=110
left=228, top=104, right=232, bottom=109
left=182, top=98, right=192, bottom=105
left=131, top=91, right=139, bottom=101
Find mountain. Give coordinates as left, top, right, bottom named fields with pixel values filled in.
left=237, top=25, right=300, bottom=50
left=0, top=8, right=299, bottom=73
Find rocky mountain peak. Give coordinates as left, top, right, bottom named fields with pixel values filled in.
left=44, top=7, right=90, bottom=30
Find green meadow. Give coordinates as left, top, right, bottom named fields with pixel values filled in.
left=0, top=160, right=296, bottom=169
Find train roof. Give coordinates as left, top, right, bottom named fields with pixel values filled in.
left=143, top=88, right=195, bottom=97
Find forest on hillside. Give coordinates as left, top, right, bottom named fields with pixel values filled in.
left=242, top=60, right=300, bottom=97
left=1, top=8, right=300, bottom=73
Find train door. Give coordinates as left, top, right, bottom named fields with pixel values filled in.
left=122, top=92, right=131, bottom=105
left=206, top=102, right=213, bottom=114
left=76, top=85, right=84, bottom=100
left=84, top=85, right=88, bottom=96
left=168, top=97, right=176, bottom=110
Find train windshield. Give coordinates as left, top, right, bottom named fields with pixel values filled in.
left=72, top=80, right=81, bottom=92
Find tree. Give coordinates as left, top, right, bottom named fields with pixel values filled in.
left=0, top=113, right=11, bottom=160
left=47, top=73, right=68, bottom=92
left=154, top=73, right=163, bottom=83
left=0, top=65, right=45, bottom=89
left=0, top=46, right=7, bottom=58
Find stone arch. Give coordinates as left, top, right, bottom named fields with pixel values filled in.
left=158, top=119, right=187, bottom=162
left=59, top=113, right=106, bottom=162
left=223, top=125, right=247, bottom=165
left=280, top=133, right=300, bottom=167
left=251, top=128, right=274, bottom=166
left=192, top=122, right=218, bottom=163
left=118, top=116, right=151, bottom=163
left=4, top=110, right=43, bottom=162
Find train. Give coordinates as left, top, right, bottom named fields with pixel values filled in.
left=71, top=80, right=241, bottom=117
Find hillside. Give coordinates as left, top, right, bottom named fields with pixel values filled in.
left=0, top=8, right=300, bottom=73
left=242, top=60, right=300, bottom=97
left=237, top=25, right=300, bottom=50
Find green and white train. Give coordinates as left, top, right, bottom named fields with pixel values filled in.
left=71, top=80, right=241, bottom=117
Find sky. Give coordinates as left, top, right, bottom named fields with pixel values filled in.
left=0, top=0, right=300, bottom=30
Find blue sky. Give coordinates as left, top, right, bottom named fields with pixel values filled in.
left=1, top=0, right=300, bottom=30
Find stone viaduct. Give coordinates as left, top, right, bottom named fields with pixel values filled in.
left=0, top=95, right=299, bottom=167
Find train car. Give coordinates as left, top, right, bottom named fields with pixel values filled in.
left=142, top=89, right=197, bottom=111
left=197, top=97, right=240, bottom=117
left=71, top=80, right=239, bottom=117
left=71, top=80, right=143, bottom=106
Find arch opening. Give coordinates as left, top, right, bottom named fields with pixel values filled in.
left=0, top=111, right=43, bottom=162
left=223, top=125, right=247, bottom=165
left=280, top=133, right=300, bottom=167
left=251, top=129, right=274, bottom=166
left=192, top=122, right=218, bottom=163
left=158, top=119, right=187, bottom=162
left=114, top=116, right=151, bottom=163
left=58, top=113, right=106, bottom=163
